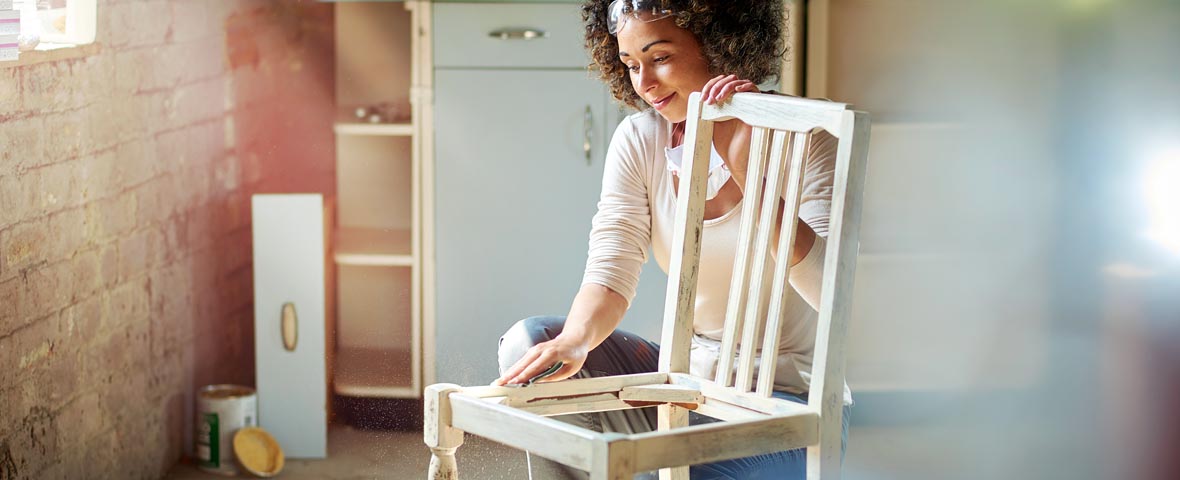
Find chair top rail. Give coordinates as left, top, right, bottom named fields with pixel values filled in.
left=697, top=92, right=849, bottom=138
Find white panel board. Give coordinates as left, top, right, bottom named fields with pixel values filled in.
left=251, top=194, right=328, bottom=458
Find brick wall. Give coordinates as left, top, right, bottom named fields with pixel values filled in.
left=0, top=1, right=335, bottom=478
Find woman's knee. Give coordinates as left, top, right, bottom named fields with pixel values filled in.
left=497, top=316, right=565, bottom=373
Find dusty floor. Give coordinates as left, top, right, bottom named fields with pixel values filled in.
left=163, top=423, right=923, bottom=480
left=163, top=422, right=915, bottom=480
left=165, top=423, right=529, bottom=480
left=164, top=393, right=1066, bottom=480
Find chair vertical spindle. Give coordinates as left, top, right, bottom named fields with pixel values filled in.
left=715, top=127, right=772, bottom=387
left=735, top=130, right=791, bottom=393
left=756, top=131, right=811, bottom=397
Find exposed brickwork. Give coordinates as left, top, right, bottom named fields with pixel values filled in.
left=0, top=1, right=335, bottom=478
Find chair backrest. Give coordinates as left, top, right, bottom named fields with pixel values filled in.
left=657, top=92, right=870, bottom=410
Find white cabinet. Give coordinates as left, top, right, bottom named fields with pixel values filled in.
left=251, top=194, right=329, bottom=458
left=430, top=3, right=666, bottom=386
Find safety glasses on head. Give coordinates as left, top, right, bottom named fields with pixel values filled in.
left=607, top=0, right=676, bottom=35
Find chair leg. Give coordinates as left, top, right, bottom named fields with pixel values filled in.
left=425, top=384, right=465, bottom=480
left=429, top=447, right=460, bottom=480
left=806, top=406, right=845, bottom=480
left=657, top=404, right=689, bottom=480
left=592, top=433, right=635, bottom=480
left=806, top=444, right=843, bottom=480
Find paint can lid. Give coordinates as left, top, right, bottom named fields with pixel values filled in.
left=233, top=427, right=285, bottom=477
left=199, top=384, right=256, bottom=399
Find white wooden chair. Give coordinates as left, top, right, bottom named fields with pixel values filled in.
left=425, top=92, right=870, bottom=480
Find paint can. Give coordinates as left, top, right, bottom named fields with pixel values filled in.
left=196, top=385, right=258, bottom=475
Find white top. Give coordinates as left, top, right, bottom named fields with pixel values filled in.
left=583, top=108, right=851, bottom=402
left=664, top=142, right=731, bottom=201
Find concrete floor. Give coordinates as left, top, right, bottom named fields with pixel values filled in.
left=165, top=392, right=1072, bottom=480
left=165, top=423, right=530, bottom=480
left=164, top=422, right=916, bottom=480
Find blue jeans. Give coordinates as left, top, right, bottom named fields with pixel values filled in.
left=499, top=316, right=851, bottom=480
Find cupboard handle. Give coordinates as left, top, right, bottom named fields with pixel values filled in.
left=583, top=105, right=593, bottom=165
left=281, top=302, right=298, bottom=352
left=488, top=28, right=548, bottom=40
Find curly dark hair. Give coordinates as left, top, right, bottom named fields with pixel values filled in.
left=582, top=0, right=784, bottom=110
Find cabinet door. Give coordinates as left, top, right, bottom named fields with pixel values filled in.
left=434, top=70, right=665, bottom=385
left=251, top=194, right=327, bottom=458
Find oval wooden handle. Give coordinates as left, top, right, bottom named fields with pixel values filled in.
left=281, top=302, right=298, bottom=352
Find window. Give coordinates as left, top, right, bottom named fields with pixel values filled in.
left=13, top=0, right=95, bottom=50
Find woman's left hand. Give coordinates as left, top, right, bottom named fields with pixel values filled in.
left=702, top=74, right=760, bottom=105
left=698, top=75, right=759, bottom=186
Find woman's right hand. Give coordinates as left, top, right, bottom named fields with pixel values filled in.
left=493, top=335, right=589, bottom=386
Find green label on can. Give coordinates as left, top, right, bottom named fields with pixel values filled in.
left=198, top=413, right=220, bottom=467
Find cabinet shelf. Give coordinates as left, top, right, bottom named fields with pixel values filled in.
left=334, top=227, right=413, bottom=266
left=334, top=122, right=414, bottom=137
left=333, top=346, right=417, bottom=398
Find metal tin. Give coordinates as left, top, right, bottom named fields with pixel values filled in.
left=196, top=385, right=258, bottom=476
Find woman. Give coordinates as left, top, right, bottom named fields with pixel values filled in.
left=495, top=1, right=851, bottom=478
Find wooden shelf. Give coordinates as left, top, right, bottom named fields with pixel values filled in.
left=333, top=346, right=417, bottom=398
left=334, top=122, right=414, bottom=136
left=334, top=227, right=413, bottom=266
